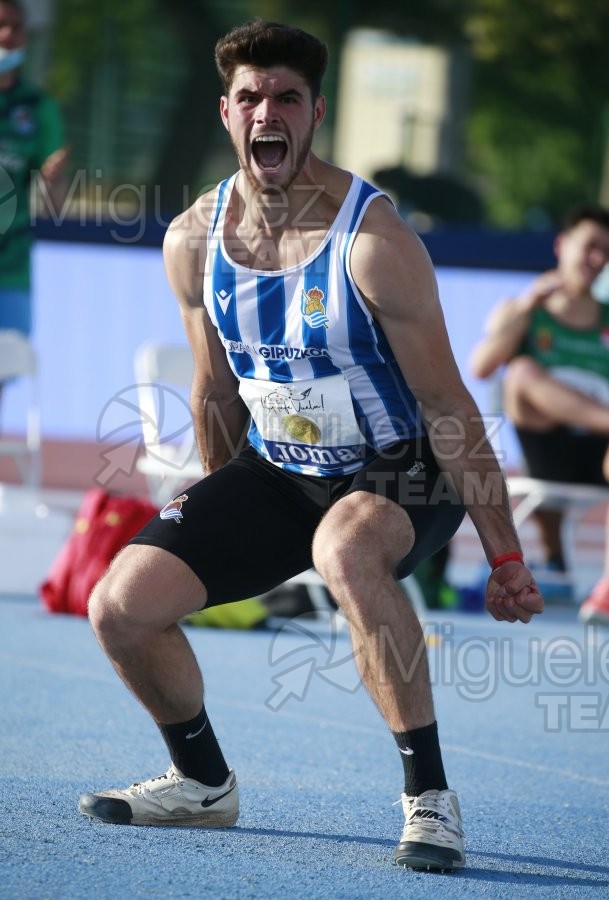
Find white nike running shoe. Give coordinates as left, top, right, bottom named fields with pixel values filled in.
left=394, top=788, right=465, bottom=871
left=78, top=764, right=239, bottom=827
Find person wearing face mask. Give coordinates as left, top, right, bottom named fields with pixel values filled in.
left=470, top=204, right=609, bottom=625
left=0, top=0, right=67, bottom=349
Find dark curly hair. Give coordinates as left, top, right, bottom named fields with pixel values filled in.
left=215, top=19, right=328, bottom=101
left=562, top=203, right=609, bottom=232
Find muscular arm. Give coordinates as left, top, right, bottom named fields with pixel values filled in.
left=163, top=203, right=250, bottom=474
left=468, top=298, right=531, bottom=379
left=350, top=200, right=542, bottom=622
left=469, top=270, right=561, bottom=379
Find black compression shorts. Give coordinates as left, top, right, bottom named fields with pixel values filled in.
left=515, top=426, right=609, bottom=486
left=129, top=438, right=465, bottom=607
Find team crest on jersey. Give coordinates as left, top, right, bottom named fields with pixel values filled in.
left=301, top=286, right=329, bottom=329
left=10, top=106, right=36, bottom=136
left=536, top=328, right=553, bottom=352
left=160, top=493, right=189, bottom=524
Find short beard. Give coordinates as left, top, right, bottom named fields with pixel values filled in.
left=232, top=120, right=315, bottom=195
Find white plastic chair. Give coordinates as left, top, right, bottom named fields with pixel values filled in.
left=507, top=476, right=609, bottom=530
left=133, top=341, right=203, bottom=507
left=0, top=329, right=41, bottom=490
left=485, top=375, right=609, bottom=590
left=506, top=476, right=609, bottom=593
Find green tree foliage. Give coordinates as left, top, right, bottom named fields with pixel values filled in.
left=47, top=0, right=609, bottom=226
left=51, top=0, right=155, bottom=103
left=464, top=0, right=609, bottom=225
left=305, top=0, right=609, bottom=225
left=51, top=0, right=228, bottom=212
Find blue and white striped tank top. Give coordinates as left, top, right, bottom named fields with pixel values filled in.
left=203, top=172, right=425, bottom=477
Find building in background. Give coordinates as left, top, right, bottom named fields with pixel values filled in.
left=334, top=29, right=480, bottom=225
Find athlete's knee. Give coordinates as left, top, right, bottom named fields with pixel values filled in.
left=312, top=495, right=414, bottom=598
left=504, top=355, right=544, bottom=392
left=88, top=546, right=169, bottom=639
left=87, top=560, right=139, bottom=644
left=312, top=499, right=362, bottom=580
left=90, top=545, right=208, bottom=648
left=312, top=526, right=357, bottom=591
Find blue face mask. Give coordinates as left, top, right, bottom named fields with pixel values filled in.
left=0, top=47, right=25, bottom=74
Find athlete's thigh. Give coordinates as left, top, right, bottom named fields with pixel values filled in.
left=344, top=437, right=465, bottom=577
left=95, top=543, right=207, bottom=626
left=129, top=454, right=321, bottom=606
left=314, top=488, right=415, bottom=574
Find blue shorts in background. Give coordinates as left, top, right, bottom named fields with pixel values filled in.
left=0, top=288, right=32, bottom=336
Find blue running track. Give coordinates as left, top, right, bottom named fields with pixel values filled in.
left=2, top=595, right=608, bottom=898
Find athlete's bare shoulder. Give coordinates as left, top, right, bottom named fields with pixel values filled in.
left=164, top=186, right=219, bottom=255
left=351, top=190, right=437, bottom=319
left=353, top=191, right=431, bottom=273
left=163, top=186, right=220, bottom=307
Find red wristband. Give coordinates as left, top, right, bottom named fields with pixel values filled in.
left=491, top=552, right=524, bottom=570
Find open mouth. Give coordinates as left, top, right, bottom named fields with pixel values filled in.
left=251, top=135, right=288, bottom=171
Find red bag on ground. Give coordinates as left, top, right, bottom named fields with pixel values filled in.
left=40, top=488, right=158, bottom=616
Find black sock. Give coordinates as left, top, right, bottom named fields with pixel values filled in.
left=158, top=704, right=230, bottom=787
left=392, top=721, right=448, bottom=796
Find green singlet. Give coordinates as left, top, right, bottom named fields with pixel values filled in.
left=0, top=78, right=64, bottom=291
left=519, top=305, right=609, bottom=404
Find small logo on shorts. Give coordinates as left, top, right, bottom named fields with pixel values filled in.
left=160, top=493, right=189, bottom=523
left=406, top=461, right=426, bottom=477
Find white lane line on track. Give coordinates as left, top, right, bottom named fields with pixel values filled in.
left=222, top=702, right=609, bottom=788
left=0, top=654, right=117, bottom=684
left=444, top=742, right=609, bottom=787
left=4, top=656, right=608, bottom=788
